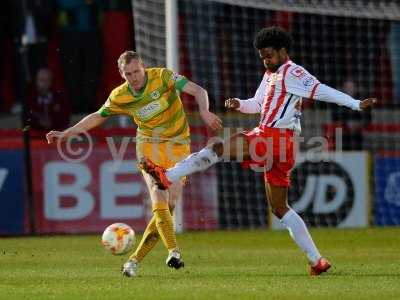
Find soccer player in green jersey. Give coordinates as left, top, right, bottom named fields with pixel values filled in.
left=46, top=51, right=222, bottom=277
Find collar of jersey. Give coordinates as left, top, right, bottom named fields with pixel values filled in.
left=276, top=59, right=292, bottom=74
left=266, top=59, right=292, bottom=76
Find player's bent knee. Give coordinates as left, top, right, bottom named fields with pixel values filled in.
left=271, top=207, right=289, bottom=219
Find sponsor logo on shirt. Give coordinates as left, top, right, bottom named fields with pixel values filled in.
left=290, top=66, right=306, bottom=78
left=302, top=76, right=315, bottom=87
left=136, top=101, right=162, bottom=120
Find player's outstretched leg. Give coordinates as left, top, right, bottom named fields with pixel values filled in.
left=164, top=147, right=221, bottom=182
left=140, top=135, right=249, bottom=189
left=266, top=183, right=331, bottom=275
left=139, top=147, right=221, bottom=190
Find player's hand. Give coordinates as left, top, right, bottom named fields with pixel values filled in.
left=225, top=98, right=240, bottom=110
left=46, top=130, right=66, bottom=144
left=200, top=110, right=222, bottom=131
left=359, top=98, right=377, bottom=110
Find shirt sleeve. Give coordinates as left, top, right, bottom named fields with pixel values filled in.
left=285, top=65, right=321, bottom=98
left=162, top=68, right=189, bottom=92
left=285, top=65, right=360, bottom=110
left=237, top=74, right=267, bottom=114
left=312, top=84, right=361, bottom=110
left=98, top=96, right=125, bottom=117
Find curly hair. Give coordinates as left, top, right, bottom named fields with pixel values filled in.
left=254, top=27, right=293, bottom=54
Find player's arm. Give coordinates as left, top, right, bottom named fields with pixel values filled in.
left=312, top=84, right=377, bottom=110
left=46, top=112, right=108, bottom=144
left=181, top=81, right=222, bottom=131
left=225, top=75, right=266, bottom=113
left=286, top=66, right=376, bottom=110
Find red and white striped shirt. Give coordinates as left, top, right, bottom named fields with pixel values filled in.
left=237, top=60, right=361, bottom=132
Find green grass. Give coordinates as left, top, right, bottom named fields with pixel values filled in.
left=0, top=228, right=399, bottom=300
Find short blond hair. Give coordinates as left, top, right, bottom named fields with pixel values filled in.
left=117, top=51, right=142, bottom=70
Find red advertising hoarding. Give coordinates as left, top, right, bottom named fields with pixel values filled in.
left=30, top=130, right=218, bottom=234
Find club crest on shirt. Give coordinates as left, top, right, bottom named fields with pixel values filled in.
left=150, top=90, right=160, bottom=99
left=302, top=76, right=314, bottom=87
left=269, top=73, right=283, bottom=86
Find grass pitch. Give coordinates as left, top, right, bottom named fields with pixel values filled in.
left=0, top=228, right=399, bottom=300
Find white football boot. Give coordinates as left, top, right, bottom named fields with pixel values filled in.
left=166, top=250, right=185, bottom=269
left=121, top=260, right=139, bottom=277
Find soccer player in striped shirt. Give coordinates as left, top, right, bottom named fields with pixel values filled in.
left=46, top=51, right=222, bottom=277
left=140, top=27, right=376, bottom=275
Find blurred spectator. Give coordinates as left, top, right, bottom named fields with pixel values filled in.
left=58, top=0, right=102, bottom=113
left=10, top=0, right=57, bottom=114
left=28, top=68, right=70, bottom=131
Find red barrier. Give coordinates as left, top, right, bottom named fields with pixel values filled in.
left=30, top=139, right=148, bottom=234
left=7, top=127, right=219, bottom=233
